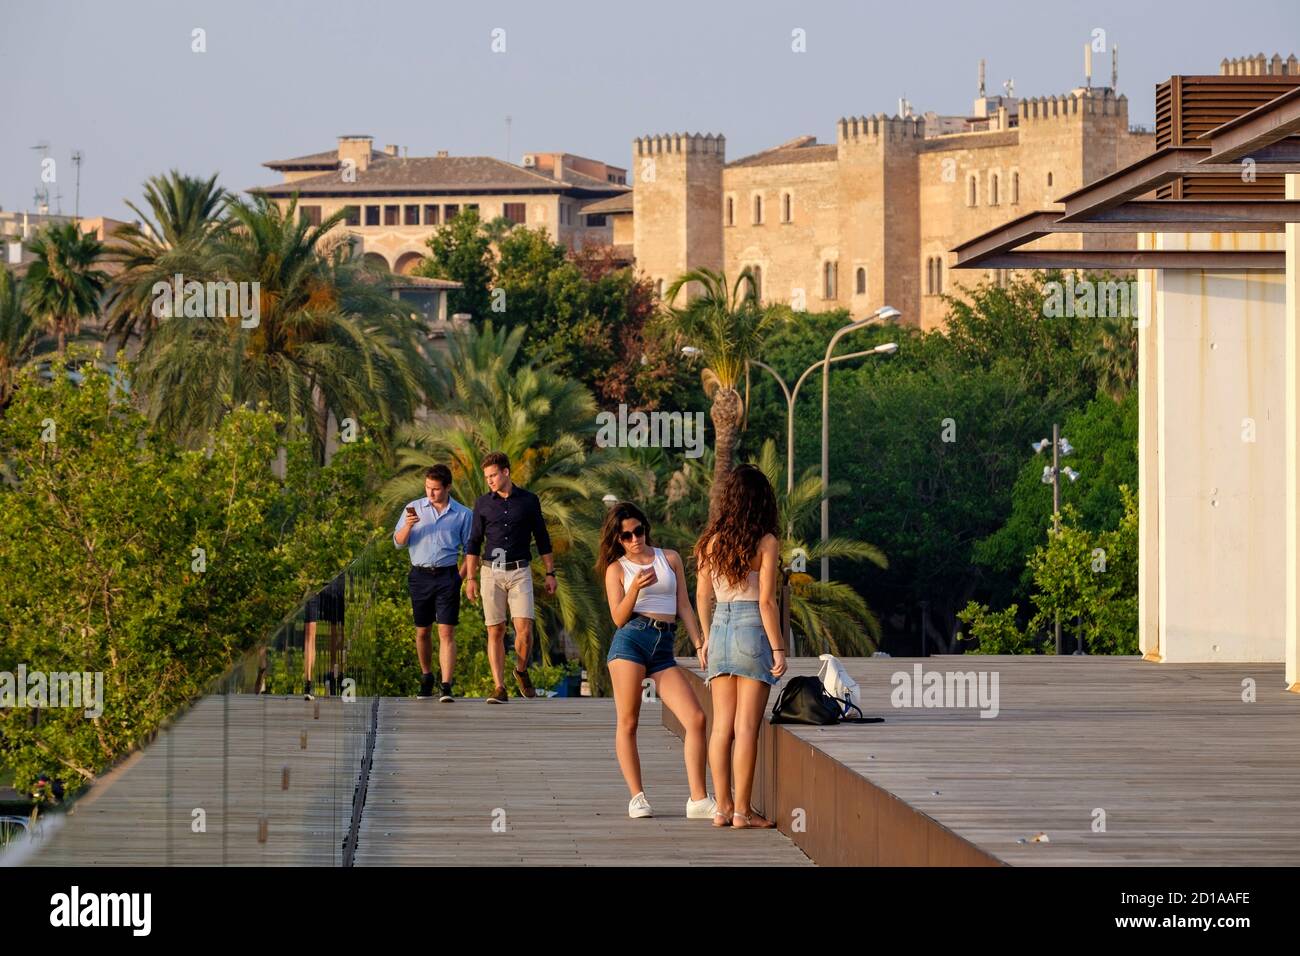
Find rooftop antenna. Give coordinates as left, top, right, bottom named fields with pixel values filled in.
left=505, top=114, right=512, bottom=163
left=1112, top=44, right=1119, bottom=91
left=30, top=141, right=51, bottom=214
left=978, top=58, right=986, bottom=98
left=71, top=150, right=83, bottom=221
left=1084, top=42, right=1093, bottom=89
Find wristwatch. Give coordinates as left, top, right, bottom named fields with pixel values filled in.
left=545, top=571, right=556, bottom=578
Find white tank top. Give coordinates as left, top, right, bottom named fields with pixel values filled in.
left=619, top=548, right=677, bottom=615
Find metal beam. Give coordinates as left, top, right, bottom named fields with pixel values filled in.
left=1198, top=86, right=1300, bottom=163
left=953, top=250, right=1285, bottom=272
left=951, top=211, right=1058, bottom=265
left=1057, top=147, right=1211, bottom=222
left=1084, top=200, right=1300, bottom=225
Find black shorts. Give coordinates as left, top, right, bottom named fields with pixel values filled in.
left=409, top=565, right=462, bottom=627
left=305, top=576, right=346, bottom=624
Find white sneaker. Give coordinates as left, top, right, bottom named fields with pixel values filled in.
left=628, top=792, right=653, bottom=818
left=686, top=795, right=718, bottom=820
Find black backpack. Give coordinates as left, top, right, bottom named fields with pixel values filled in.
left=769, top=675, right=884, bottom=725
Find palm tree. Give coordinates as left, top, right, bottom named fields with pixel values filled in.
left=104, top=170, right=228, bottom=346
left=1088, top=313, right=1137, bottom=402
left=380, top=320, right=640, bottom=693
left=22, top=223, right=109, bottom=356
left=660, top=267, right=776, bottom=522
left=0, top=268, right=39, bottom=410
left=134, top=195, right=432, bottom=458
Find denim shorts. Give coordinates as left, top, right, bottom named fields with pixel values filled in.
left=706, top=601, right=777, bottom=686
left=606, top=617, right=678, bottom=675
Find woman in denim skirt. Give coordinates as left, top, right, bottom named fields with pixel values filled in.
left=694, top=464, right=787, bottom=828
left=599, top=502, right=716, bottom=820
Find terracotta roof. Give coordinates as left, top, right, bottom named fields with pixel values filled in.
left=727, top=136, right=838, bottom=168
left=252, top=153, right=631, bottom=198
left=580, top=192, right=633, bottom=215
left=264, top=148, right=382, bottom=170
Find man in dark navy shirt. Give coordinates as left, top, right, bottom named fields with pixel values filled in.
left=463, top=451, right=557, bottom=703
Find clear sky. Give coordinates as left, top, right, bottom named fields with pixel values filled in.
left=3, top=0, right=1297, bottom=221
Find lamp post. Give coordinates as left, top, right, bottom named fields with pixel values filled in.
left=821, top=306, right=900, bottom=582
left=1033, top=424, right=1080, bottom=654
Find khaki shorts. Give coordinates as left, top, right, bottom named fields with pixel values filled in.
left=480, top=565, right=534, bottom=626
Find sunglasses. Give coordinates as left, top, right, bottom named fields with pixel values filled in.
left=618, top=525, right=646, bottom=542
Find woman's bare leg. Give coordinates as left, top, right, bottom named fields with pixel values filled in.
left=709, top=675, right=738, bottom=816
left=732, top=677, right=773, bottom=825
left=608, top=659, right=647, bottom=798
left=652, top=666, right=708, bottom=802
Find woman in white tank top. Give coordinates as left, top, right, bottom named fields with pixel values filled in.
left=598, top=501, right=715, bottom=821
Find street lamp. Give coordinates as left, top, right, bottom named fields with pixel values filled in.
left=821, top=306, right=900, bottom=582
left=1033, top=424, right=1080, bottom=654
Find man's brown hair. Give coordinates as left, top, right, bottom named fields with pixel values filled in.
left=424, top=464, right=452, bottom=486
left=480, top=451, right=509, bottom=472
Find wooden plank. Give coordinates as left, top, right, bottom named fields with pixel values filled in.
left=668, top=655, right=1300, bottom=866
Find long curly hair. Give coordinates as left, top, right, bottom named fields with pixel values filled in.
left=694, top=464, right=778, bottom=587
left=596, top=501, right=654, bottom=577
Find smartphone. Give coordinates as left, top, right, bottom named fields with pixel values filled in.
left=406, top=506, right=417, bottom=517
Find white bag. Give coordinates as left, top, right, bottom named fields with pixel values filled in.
left=817, top=654, right=861, bottom=710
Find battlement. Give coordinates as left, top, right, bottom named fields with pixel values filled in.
left=836, top=114, right=926, bottom=143
left=634, top=133, right=726, bottom=157
left=1221, top=53, right=1299, bottom=76
left=1018, top=89, right=1127, bottom=123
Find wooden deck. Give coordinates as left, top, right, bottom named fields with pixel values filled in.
left=18, top=692, right=809, bottom=867
left=25, top=694, right=364, bottom=866
left=670, top=655, right=1300, bottom=866
left=354, top=697, right=810, bottom=866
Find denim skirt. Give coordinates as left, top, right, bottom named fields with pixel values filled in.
left=705, top=600, right=777, bottom=686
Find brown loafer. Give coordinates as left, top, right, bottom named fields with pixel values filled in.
left=514, top=667, right=537, bottom=699
left=486, top=685, right=508, bottom=704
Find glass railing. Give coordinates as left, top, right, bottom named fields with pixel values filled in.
left=13, top=538, right=387, bottom=867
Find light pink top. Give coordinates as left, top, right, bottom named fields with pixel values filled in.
left=711, top=566, right=760, bottom=602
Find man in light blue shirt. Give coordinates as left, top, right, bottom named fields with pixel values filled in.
left=394, top=464, right=472, bottom=700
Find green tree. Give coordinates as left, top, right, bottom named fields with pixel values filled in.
left=973, top=389, right=1138, bottom=604
left=134, top=195, right=432, bottom=458
left=0, top=268, right=39, bottom=410
left=415, top=207, right=497, bottom=318
left=0, top=361, right=382, bottom=794
left=22, top=222, right=109, bottom=356
left=660, top=268, right=776, bottom=521
left=103, top=171, right=229, bottom=346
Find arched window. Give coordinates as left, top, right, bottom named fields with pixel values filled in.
left=1011, top=171, right=1020, bottom=204
left=823, top=261, right=837, bottom=300
left=925, top=258, right=934, bottom=295
left=726, top=196, right=734, bottom=226
left=990, top=173, right=999, bottom=205
left=935, top=257, right=943, bottom=294
left=782, top=192, right=792, bottom=223
left=855, top=267, right=866, bottom=295
left=753, top=194, right=763, bottom=224
left=1046, top=171, right=1054, bottom=188
left=967, top=174, right=978, bottom=207
left=749, top=265, right=762, bottom=302
left=655, top=279, right=664, bottom=299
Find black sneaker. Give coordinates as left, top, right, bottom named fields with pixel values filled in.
left=486, top=685, right=508, bottom=704
left=303, top=680, right=314, bottom=701
left=439, top=682, right=454, bottom=703
left=417, top=673, right=435, bottom=699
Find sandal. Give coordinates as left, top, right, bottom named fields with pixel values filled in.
left=712, top=806, right=734, bottom=828
left=732, top=811, right=776, bottom=829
